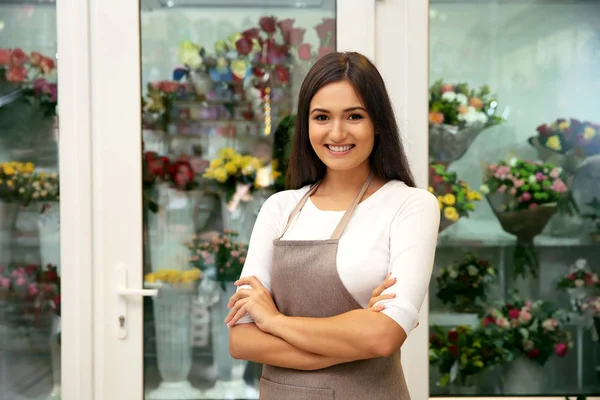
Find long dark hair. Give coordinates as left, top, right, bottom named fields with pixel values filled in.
left=285, top=51, right=416, bottom=189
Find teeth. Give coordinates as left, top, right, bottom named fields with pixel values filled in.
left=327, top=145, right=353, bottom=153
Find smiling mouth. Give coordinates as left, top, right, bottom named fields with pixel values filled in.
left=326, top=144, right=355, bottom=153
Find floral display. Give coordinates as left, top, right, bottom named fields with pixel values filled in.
left=481, top=295, right=572, bottom=366
left=480, top=158, right=571, bottom=212
left=533, top=118, right=600, bottom=157
left=435, top=253, right=496, bottom=313
left=556, top=258, right=599, bottom=291
left=429, top=80, right=503, bottom=128
left=428, top=163, right=481, bottom=231
left=144, top=267, right=202, bottom=285
left=429, top=325, right=510, bottom=387
left=581, top=296, right=600, bottom=318
left=0, top=161, right=59, bottom=205
left=184, top=235, right=217, bottom=271
left=0, top=48, right=57, bottom=115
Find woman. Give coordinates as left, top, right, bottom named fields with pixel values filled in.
left=226, top=52, right=439, bottom=399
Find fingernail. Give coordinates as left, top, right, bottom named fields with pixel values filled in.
left=392, top=293, right=396, bottom=298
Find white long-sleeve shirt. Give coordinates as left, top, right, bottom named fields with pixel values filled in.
left=235, top=180, right=440, bottom=334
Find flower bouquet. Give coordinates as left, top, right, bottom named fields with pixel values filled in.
left=556, top=258, right=599, bottom=311
left=529, top=118, right=600, bottom=176
left=436, top=253, right=496, bottom=313
left=581, top=297, right=600, bottom=341
left=481, top=294, right=572, bottom=393
left=429, top=163, right=481, bottom=232
left=481, top=157, right=574, bottom=277
left=429, top=80, right=504, bottom=164
left=429, top=325, right=509, bottom=392
left=582, top=196, right=600, bottom=241
left=0, top=48, right=57, bottom=163
left=144, top=267, right=204, bottom=400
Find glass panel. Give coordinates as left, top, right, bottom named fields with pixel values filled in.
left=0, top=3, right=62, bottom=400
left=428, top=0, right=600, bottom=397
left=140, top=2, right=336, bottom=398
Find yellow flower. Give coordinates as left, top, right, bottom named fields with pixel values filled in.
left=210, top=158, right=223, bottom=169
left=178, top=40, right=203, bottom=69
left=214, top=167, right=228, bottom=183
left=443, top=193, right=456, bottom=205
left=232, top=154, right=243, bottom=167
left=241, top=155, right=252, bottom=167
left=584, top=126, right=597, bottom=140
left=546, top=135, right=562, bottom=151
left=218, top=147, right=235, bottom=160
left=203, top=168, right=215, bottom=179
left=250, top=157, right=263, bottom=170
left=224, top=162, right=237, bottom=175
left=145, top=273, right=157, bottom=283
left=460, top=181, right=470, bottom=190
left=467, top=191, right=481, bottom=201
left=473, top=360, right=484, bottom=368
left=23, top=162, right=35, bottom=173
left=7, top=180, right=13, bottom=187
left=443, top=206, right=459, bottom=222
left=3, top=165, right=15, bottom=175
left=428, top=186, right=434, bottom=193
left=558, top=120, right=571, bottom=131
left=437, top=196, right=444, bottom=210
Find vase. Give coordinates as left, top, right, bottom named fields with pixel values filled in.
left=47, top=314, right=61, bottom=400
left=528, top=136, right=588, bottom=176
left=438, top=218, right=456, bottom=233
left=202, top=281, right=259, bottom=399
left=502, top=356, right=544, bottom=394
left=146, top=283, right=202, bottom=400
left=429, top=123, right=488, bottom=165
left=0, top=201, right=19, bottom=266
left=38, top=202, right=61, bottom=274
left=148, top=186, right=197, bottom=272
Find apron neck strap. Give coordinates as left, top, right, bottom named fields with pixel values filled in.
left=278, top=172, right=374, bottom=240
left=330, top=172, right=373, bottom=240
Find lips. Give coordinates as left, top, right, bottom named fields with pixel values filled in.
left=326, top=144, right=355, bottom=153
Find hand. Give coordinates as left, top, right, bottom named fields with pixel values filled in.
left=367, top=272, right=396, bottom=311
left=225, top=276, right=282, bottom=332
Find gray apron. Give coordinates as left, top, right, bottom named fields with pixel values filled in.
left=260, top=174, right=410, bottom=400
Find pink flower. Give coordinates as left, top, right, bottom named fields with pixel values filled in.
left=521, top=192, right=532, bottom=202
left=509, top=187, right=517, bottom=196
left=494, top=166, right=511, bottom=177
left=528, top=203, right=538, bottom=209
left=554, top=342, right=568, bottom=357
left=28, top=283, right=39, bottom=296
left=441, top=84, right=455, bottom=93
left=508, top=308, right=520, bottom=319
left=535, top=172, right=545, bottom=182
left=16, top=277, right=26, bottom=287
left=497, top=185, right=507, bottom=193
left=519, top=310, right=532, bottom=323
left=496, top=317, right=510, bottom=328
left=542, top=318, right=558, bottom=331
left=239, top=256, right=246, bottom=264
left=0, top=277, right=10, bottom=288
left=551, top=179, right=567, bottom=193
left=514, top=179, right=525, bottom=188
left=549, top=168, right=561, bottom=179
left=487, top=164, right=498, bottom=172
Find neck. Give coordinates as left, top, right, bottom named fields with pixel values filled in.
left=321, top=163, right=371, bottom=195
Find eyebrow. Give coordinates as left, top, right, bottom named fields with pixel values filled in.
left=310, top=106, right=366, bottom=114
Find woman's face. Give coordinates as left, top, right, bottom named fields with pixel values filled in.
left=308, top=80, right=374, bottom=172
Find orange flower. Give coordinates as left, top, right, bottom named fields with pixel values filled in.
left=457, top=105, right=468, bottom=115
left=469, top=97, right=483, bottom=110
left=429, top=111, right=444, bottom=125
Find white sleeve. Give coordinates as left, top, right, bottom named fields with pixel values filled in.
left=377, top=189, right=440, bottom=334
left=233, top=192, right=287, bottom=325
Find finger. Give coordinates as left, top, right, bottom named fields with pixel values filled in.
left=371, top=275, right=397, bottom=298
left=227, top=303, right=250, bottom=327
left=368, top=304, right=386, bottom=312
left=234, top=276, right=262, bottom=289
left=227, top=289, right=252, bottom=308
left=367, top=293, right=396, bottom=308
left=225, top=298, right=248, bottom=324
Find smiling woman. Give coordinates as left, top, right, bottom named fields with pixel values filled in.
left=227, top=52, right=439, bottom=400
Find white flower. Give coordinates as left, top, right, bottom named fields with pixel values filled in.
left=487, top=267, right=495, bottom=276
left=449, top=269, right=458, bottom=279
left=528, top=175, right=537, bottom=184
left=457, top=106, right=488, bottom=126
left=467, top=265, right=478, bottom=276
left=41, top=190, right=48, bottom=197
left=441, top=91, right=457, bottom=102
left=574, top=259, right=587, bottom=271
left=575, top=279, right=585, bottom=288
left=509, top=157, right=518, bottom=167
left=33, top=192, right=39, bottom=199
left=18, top=188, right=25, bottom=193
left=456, top=93, right=468, bottom=106
left=479, top=184, right=490, bottom=195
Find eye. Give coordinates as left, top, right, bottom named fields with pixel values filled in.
left=314, top=114, right=329, bottom=121
left=348, top=113, right=364, bottom=120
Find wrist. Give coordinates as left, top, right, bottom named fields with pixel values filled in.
left=264, top=313, right=286, bottom=336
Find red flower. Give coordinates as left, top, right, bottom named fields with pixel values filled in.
left=567, top=273, right=575, bottom=281
left=259, top=16, right=277, bottom=34
left=5, top=66, right=27, bottom=82
left=30, top=51, right=43, bottom=67
left=482, top=316, right=496, bottom=327
left=318, top=46, right=335, bottom=59
left=242, top=28, right=261, bottom=40
left=315, top=18, right=336, bottom=40
left=447, top=330, right=458, bottom=343
left=40, top=57, right=56, bottom=74
left=508, top=308, right=520, bottom=319
left=284, top=28, right=305, bottom=46
left=277, top=18, right=295, bottom=34
left=235, top=37, right=253, bottom=56
left=26, top=265, right=38, bottom=276
left=274, top=65, right=289, bottom=85
left=172, top=161, right=195, bottom=188
left=448, top=344, right=459, bottom=357
left=0, top=49, right=11, bottom=65
left=10, top=48, right=28, bottom=67
left=536, top=124, right=552, bottom=137
left=527, top=348, right=540, bottom=359
left=297, top=43, right=312, bottom=61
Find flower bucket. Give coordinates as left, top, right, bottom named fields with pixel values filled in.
left=502, top=356, right=544, bottom=394
left=429, top=123, right=488, bottom=165
left=528, top=136, right=588, bottom=175
left=148, top=186, right=197, bottom=272
left=438, top=218, right=456, bottom=233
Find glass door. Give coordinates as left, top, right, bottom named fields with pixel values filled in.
left=428, top=0, right=600, bottom=398
left=91, top=1, right=377, bottom=399
left=0, top=1, right=93, bottom=400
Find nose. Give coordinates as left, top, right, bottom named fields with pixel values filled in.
left=329, top=119, right=347, bottom=143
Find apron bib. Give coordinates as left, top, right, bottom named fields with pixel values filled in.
left=260, top=173, right=410, bottom=400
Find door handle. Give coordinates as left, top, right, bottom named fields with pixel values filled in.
left=115, top=264, right=157, bottom=339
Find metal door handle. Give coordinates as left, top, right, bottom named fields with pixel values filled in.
left=115, top=264, right=157, bottom=339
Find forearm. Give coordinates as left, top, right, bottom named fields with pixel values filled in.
left=266, top=310, right=396, bottom=360
left=229, top=323, right=352, bottom=371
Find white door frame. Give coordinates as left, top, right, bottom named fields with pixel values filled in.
left=57, top=0, right=94, bottom=399
left=90, top=1, right=376, bottom=399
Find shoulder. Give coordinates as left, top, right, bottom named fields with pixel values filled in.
left=259, top=185, right=311, bottom=217
left=378, top=181, right=440, bottom=221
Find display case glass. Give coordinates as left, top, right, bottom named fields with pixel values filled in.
left=0, top=2, right=62, bottom=399
left=428, top=0, right=600, bottom=396
left=139, top=2, right=336, bottom=399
